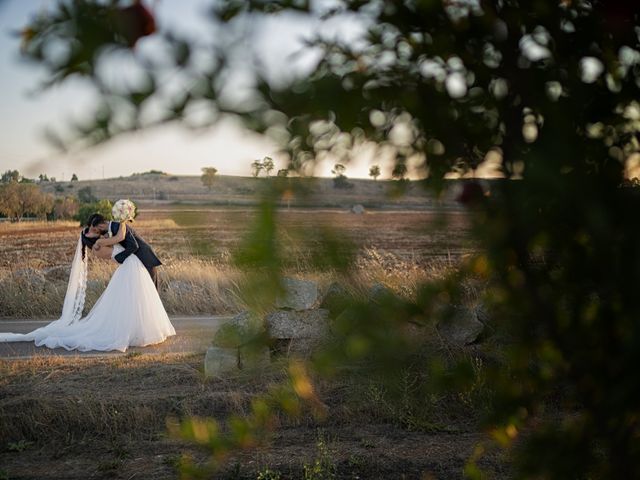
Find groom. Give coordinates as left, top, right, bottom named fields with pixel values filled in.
left=86, top=213, right=162, bottom=290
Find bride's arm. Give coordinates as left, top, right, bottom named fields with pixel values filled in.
left=91, top=245, right=114, bottom=260
left=94, top=222, right=127, bottom=249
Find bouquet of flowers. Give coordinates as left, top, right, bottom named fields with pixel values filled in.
left=112, top=199, right=136, bottom=222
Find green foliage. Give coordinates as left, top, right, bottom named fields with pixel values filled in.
left=75, top=199, right=112, bottom=225
left=71, top=173, right=78, bottom=181
left=368, top=165, right=380, bottom=181
left=1, top=170, right=20, bottom=183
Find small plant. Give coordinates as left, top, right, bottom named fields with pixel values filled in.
left=303, top=430, right=337, bottom=480
left=256, top=467, right=281, bottom=480
left=7, top=440, right=34, bottom=452
left=96, top=459, right=122, bottom=473
left=347, top=454, right=365, bottom=468
left=161, top=453, right=183, bottom=471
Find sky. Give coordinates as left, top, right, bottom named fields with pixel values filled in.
left=0, top=0, right=381, bottom=181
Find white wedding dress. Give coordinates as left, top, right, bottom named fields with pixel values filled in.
left=0, top=243, right=176, bottom=352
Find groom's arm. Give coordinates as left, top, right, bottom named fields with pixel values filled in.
left=113, top=229, right=139, bottom=264
left=94, top=222, right=127, bottom=248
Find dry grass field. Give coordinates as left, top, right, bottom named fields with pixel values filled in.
left=0, top=201, right=501, bottom=479
left=0, top=207, right=476, bottom=318
left=0, top=351, right=508, bottom=479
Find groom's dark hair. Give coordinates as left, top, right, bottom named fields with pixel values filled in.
left=87, top=213, right=106, bottom=227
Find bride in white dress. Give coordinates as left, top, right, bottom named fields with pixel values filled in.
left=0, top=226, right=176, bottom=352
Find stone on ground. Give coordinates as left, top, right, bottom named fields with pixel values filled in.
left=212, top=311, right=263, bottom=348
left=265, top=309, right=330, bottom=339
left=351, top=204, right=365, bottom=214
left=275, top=277, right=319, bottom=311
left=437, top=306, right=484, bottom=346
left=43, top=265, right=71, bottom=282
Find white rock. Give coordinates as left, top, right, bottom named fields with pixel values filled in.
left=275, top=277, right=319, bottom=311
left=265, top=309, right=330, bottom=339
left=351, top=204, right=365, bottom=214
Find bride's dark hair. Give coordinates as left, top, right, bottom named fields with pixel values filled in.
left=80, top=227, right=97, bottom=260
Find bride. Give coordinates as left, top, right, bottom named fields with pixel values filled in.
left=0, top=224, right=176, bottom=352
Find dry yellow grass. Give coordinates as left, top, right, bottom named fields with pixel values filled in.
left=0, top=208, right=475, bottom=317
left=0, top=218, right=178, bottom=232
left=0, top=244, right=463, bottom=318
left=0, top=220, right=79, bottom=232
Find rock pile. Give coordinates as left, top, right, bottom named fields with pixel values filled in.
left=203, top=277, right=489, bottom=378
left=204, top=277, right=331, bottom=378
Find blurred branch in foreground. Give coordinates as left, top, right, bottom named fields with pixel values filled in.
left=16, top=0, right=640, bottom=477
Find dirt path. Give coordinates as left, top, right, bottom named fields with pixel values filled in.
left=0, top=316, right=231, bottom=359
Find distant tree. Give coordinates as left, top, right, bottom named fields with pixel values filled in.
left=262, top=156, right=275, bottom=177
left=1, top=170, right=20, bottom=183
left=71, top=173, right=78, bottom=181
left=369, top=165, right=381, bottom=181
left=133, top=170, right=166, bottom=176
left=251, top=159, right=263, bottom=178
left=331, top=163, right=346, bottom=177
left=38, top=193, right=54, bottom=219
left=277, top=169, right=289, bottom=178
left=38, top=173, right=49, bottom=182
left=77, top=186, right=98, bottom=204
left=19, top=177, right=35, bottom=184
left=53, top=196, right=79, bottom=220
left=201, top=167, right=218, bottom=190
left=50, top=177, right=57, bottom=183
left=391, top=163, right=407, bottom=181
left=0, top=183, right=54, bottom=221
left=331, top=163, right=353, bottom=189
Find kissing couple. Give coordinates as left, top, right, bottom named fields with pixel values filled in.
left=0, top=213, right=176, bottom=352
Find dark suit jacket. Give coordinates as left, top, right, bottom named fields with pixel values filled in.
left=109, top=221, right=162, bottom=270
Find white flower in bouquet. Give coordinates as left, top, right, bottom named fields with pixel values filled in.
left=112, top=199, right=136, bottom=222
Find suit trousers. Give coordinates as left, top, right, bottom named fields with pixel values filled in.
left=147, top=266, right=159, bottom=291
